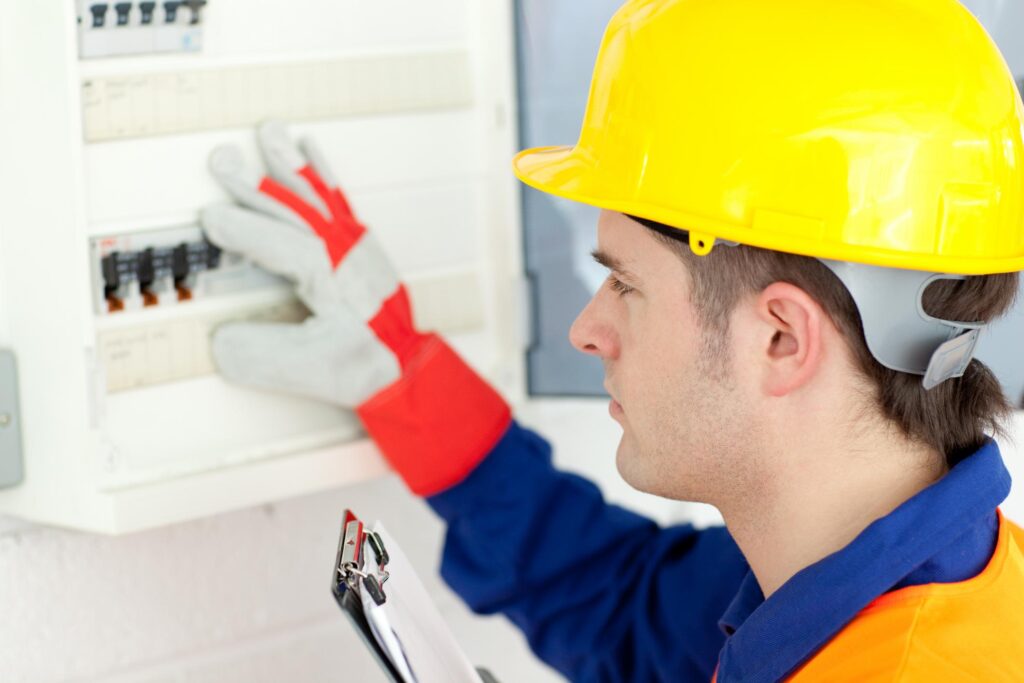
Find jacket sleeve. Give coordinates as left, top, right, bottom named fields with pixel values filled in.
left=427, top=421, right=750, bottom=682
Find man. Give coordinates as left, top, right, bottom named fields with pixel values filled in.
left=201, top=0, right=1024, bottom=680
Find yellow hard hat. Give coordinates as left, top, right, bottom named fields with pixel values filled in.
left=513, top=0, right=1024, bottom=275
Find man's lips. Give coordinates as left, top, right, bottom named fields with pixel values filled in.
left=605, top=384, right=624, bottom=416
left=609, top=398, right=625, bottom=417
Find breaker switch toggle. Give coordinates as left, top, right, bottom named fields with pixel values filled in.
left=90, top=3, right=109, bottom=28
left=101, top=251, right=140, bottom=313
left=139, top=1, right=156, bottom=24
left=137, top=246, right=175, bottom=307
left=163, top=0, right=182, bottom=23
left=114, top=2, right=132, bottom=26
left=183, top=0, right=207, bottom=25
left=172, top=239, right=222, bottom=300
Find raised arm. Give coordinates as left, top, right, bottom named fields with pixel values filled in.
left=202, top=122, right=748, bottom=682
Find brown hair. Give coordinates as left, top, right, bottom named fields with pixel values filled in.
left=647, top=224, right=1020, bottom=468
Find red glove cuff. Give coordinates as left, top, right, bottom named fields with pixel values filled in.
left=356, top=334, right=512, bottom=496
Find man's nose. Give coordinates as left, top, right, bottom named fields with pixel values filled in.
left=569, top=294, right=619, bottom=360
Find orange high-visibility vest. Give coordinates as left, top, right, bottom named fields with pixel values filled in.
left=714, top=510, right=1024, bottom=682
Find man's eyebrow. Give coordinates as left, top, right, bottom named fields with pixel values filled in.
left=592, top=250, right=641, bottom=282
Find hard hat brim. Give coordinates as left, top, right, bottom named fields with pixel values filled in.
left=513, top=144, right=1024, bottom=276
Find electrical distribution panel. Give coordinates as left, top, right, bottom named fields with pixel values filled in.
left=0, top=0, right=524, bottom=532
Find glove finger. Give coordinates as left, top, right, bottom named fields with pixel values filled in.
left=201, top=204, right=330, bottom=290
left=257, top=120, right=331, bottom=217
left=203, top=204, right=398, bottom=318
left=298, top=135, right=338, bottom=188
left=299, top=135, right=360, bottom=222
left=208, top=144, right=308, bottom=230
left=212, top=317, right=401, bottom=407
left=221, top=127, right=352, bottom=267
left=289, top=139, right=399, bottom=307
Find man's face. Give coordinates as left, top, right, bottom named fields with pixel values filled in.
left=569, top=211, right=760, bottom=501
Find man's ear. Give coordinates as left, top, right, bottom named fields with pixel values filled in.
left=755, top=282, right=826, bottom=397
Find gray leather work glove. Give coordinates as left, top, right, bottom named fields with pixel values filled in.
left=201, top=122, right=511, bottom=495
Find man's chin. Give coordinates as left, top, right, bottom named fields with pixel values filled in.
left=615, top=440, right=654, bottom=494
left=615, top=439, right=698, bottom=500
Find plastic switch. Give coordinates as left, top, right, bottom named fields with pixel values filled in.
left=101, top=251, right=140, bottom=312
left=137, top=246, right=175, bottom=307
left=0, top=350, right=24, bottom=490
left=114, top=2, right=132, bottom=26
left=78, top=0, right=205, bottom=58
left=163, top=1, right=182, bottom=23
left=90, top=3, right=109, bottom=28
left=183, top=0, right=207, bottom=25
left=172, top=239, right=222, bottom=300
left=97, top=237, right=220, bottom=312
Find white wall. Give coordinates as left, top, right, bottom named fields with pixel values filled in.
left=0, top=400, right=704, bottom=683
left=0, top=471, right=554, bottom=683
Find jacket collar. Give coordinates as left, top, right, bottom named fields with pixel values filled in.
left=715, top=439, right=1011, bottom=683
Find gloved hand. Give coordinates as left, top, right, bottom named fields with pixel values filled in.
left=201, top=121, right=511, bottom=496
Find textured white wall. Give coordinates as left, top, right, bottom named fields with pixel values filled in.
left=0, top=400, right=698, bottom=683
left=0, top=464, right=559, bottom=683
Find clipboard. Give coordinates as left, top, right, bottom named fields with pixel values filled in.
left=331, top=510, right=501, bottom=683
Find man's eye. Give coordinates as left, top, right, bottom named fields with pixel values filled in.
left=607, top=275, right=635, bottom=297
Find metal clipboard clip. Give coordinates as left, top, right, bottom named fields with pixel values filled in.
left=337, top=510, right=392, bottom=607
left=331, top=510, right=503, bottom=683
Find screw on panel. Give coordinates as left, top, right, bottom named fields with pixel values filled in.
left=0, top=413, right=10, bottom=428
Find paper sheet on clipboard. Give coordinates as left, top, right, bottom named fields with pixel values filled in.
left=360, top=523, right=481, bottom=683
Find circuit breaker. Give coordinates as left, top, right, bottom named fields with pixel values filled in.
left=0, top=0, right=524, bottom=533
left=78, top=0, right=206, bottom=58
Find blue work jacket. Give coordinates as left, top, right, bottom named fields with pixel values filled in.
left=428, top=422, right=1010, bottom=682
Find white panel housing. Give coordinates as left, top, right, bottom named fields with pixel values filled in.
left=0, top=0, right=525, bottom=533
